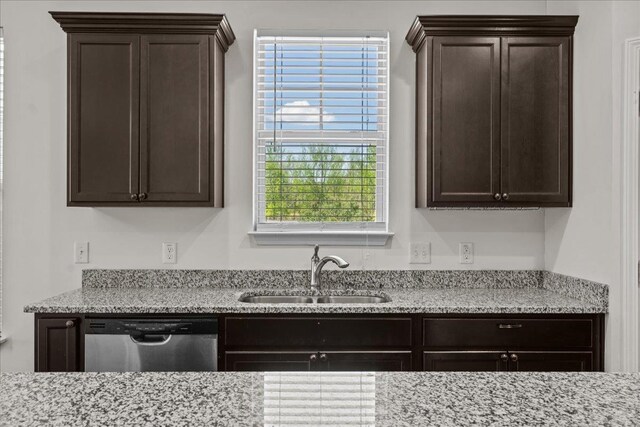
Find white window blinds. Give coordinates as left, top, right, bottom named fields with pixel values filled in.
left=263, top=372, right=376, bottom=426
left=254, top=33, right=389, bottom=232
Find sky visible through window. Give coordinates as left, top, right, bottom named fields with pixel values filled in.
left=257, top=36, right=387, bottom=225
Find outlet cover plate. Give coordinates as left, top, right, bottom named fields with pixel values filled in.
left=162, top=242, right=177, bottom=264
left=459, top=242, right=474, bottom=264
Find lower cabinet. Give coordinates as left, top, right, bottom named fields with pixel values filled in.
left=35, top=315, right=83, bottom=372
left=34, top=313, right=604, bottom=373
left=226, top=351, right=412, bottom=372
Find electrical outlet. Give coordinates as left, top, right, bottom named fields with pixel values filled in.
left=410, top=242, right=431, bottom=264
left=459, top=242, right=474, bottom=264
left=74, top=241, right=89, bottom=264
left=162, top=242, right=177, bottom=264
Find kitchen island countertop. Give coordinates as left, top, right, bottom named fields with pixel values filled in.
left=1, top=371, right=638, bottom=426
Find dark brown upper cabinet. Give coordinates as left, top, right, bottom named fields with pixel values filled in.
left=51, top=12, right=235, bottom=207
left=406, top=16, right=578, bottom=208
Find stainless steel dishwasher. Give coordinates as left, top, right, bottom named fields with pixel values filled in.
left=85, top=318, right=217, bottom=372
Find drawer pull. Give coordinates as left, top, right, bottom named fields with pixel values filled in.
left=498, top=323, right=522, bottom=329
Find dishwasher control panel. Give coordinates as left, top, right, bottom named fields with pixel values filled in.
left=85, top=318, right=217, bottom=335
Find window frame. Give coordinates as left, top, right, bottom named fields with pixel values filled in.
left=250, top=29, right=392, bottom=246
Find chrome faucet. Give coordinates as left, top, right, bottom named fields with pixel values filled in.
left=310, top=245, right=349, bottom=292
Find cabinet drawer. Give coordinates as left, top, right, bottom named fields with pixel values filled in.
left=225, top=317, right=412, bottom=348
left=423, top=318, right=593, bottom=349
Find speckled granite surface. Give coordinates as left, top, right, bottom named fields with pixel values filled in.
left=24, top=269, right=608, bottom=314
left=1, top=371, right=638, bottom=426
left=24, top=286, right=605, bottom=314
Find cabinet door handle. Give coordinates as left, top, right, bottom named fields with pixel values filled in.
left=319, top=353, right=328, bottom=362
left=498, top=323, right=522, bottom=329
left=502, top=193, right=510, bottom=201
left=510, top=353, right=519, bottom=362
left=500, top=353, right=508, bottom=362
left=493, top=193, right=502, bottom=201
left=130, top=194, right=139, bottom=201
left=309, top=354, right=317, bottom=362
left=138, top=193, right=148, bottom=201
left=65, top=320, right=75, bottom=328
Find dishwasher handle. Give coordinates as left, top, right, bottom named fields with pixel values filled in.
left=129, top=334, right=172, bottom=346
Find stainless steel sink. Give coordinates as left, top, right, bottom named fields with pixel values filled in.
left=316, top=295, right=390, bottom=304
left=238, top=295, right=314, bottom=304
left=238, top=294, right=390, bottom=304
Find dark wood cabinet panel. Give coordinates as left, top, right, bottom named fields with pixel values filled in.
left=322, top=351, right=412, bottom=372
left=501, top=37, right=570, bottom=203
left=225, top=316, right=412, bottom=349
left=35, top=317, right=82, bottom=372
left=52, top=13, right=234, bottom=207
left=509, top=351, right=592, bottom=372
left=424, top=351, right=509, bottom=371
left=140, top=34, right=210, bottom=203
left=423, top=317, right=593, bottom=349
left=431, top=37, right=501, bottom=203
left=407, top=16, right=577, bottom=208
left=68, top=34, right=140, bottom=204
left=225, top=352, right=316, bottom=372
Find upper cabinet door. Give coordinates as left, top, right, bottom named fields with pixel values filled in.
left=430, top=37, right=501, bottom=204
left=500, top=37, right=571, bottom=205
left=139, top=35, right=210, bottom=203
left=68, top=34, right=140, bottom=205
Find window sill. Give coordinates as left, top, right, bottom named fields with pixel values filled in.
left=248, top=231, right=394, bottom=246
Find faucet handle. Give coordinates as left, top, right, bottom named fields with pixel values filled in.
left=312, top=244, right=320, bottom=260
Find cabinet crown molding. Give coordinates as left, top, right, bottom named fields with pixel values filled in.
left=406, top=15, right=579, bottom=52
left=49, top=12, right=235, bottom=51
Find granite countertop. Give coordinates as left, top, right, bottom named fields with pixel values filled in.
left=23, top=269, right=609, bottom=314
left=1, top=371, right=638, bottom=426
left=24, top=286, right=606, bottom=314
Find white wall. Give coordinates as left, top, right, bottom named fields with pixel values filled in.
left=0, top=0, right=558, bottom=372
left=544, top=0, right=640, bottom=371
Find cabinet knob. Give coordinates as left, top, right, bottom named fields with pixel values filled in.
left=319, top=353, right=328, bottom=362
left=502, top=193, right=510, bottom=201
left=138, top=193, right=148, bottom=201
left=130, top=194, right=139, bottom=201
left=494, top=193, right=502, bottom=201
left=65, top=320, right=75, bottom=328
left=309, top=354, right=317, bottom=361
left=510, top=353, right=519, bottom=362
left=500, top=353, right=508, bottom=362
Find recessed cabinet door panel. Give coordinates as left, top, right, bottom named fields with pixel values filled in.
left=509, top=351, right=592, bottom=372
left=423, top=351, right=508, bottom=371
left=501, top=37, right=570, bottom=204
left=140, top=35, right=210, bottom=202
left=225, top=352, right=316, bottom=372
left=431, top=37, right=501, bottom=203
left=69, top=34, right=140, bottom=204
left=36, top=317, right=81, bottom=372
left=321, top=352, right=412, bottom=372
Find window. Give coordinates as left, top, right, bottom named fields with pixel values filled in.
left=252, top=32, right=390, bottom=245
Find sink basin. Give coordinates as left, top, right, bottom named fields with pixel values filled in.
left=238, top=294, right=390, bottom=304
left=238, top=295, right=314, bottom=304
left=316, top=295, right=390, bottom=304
